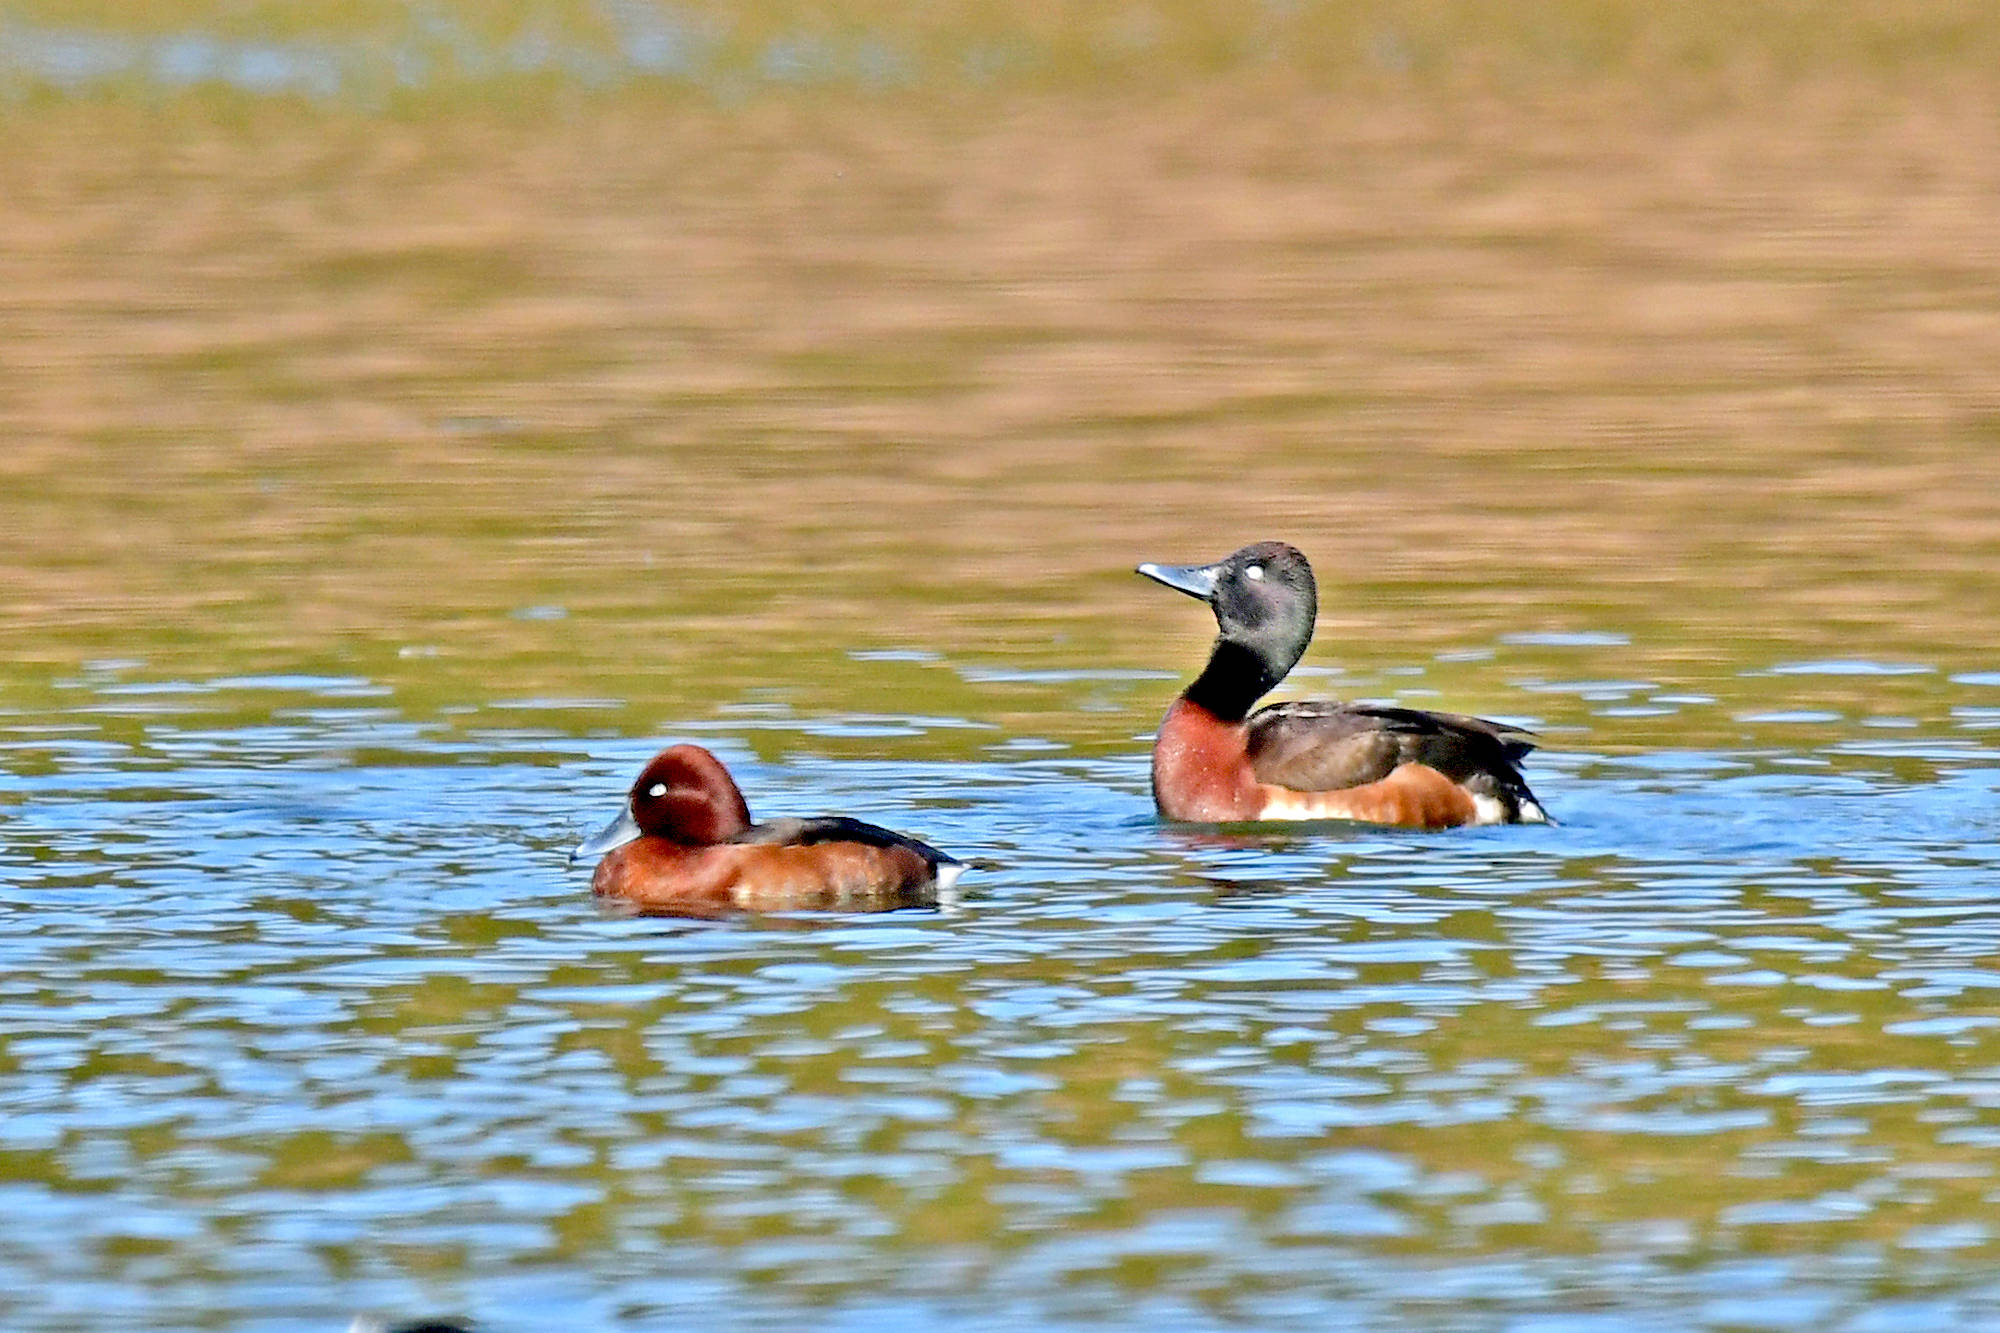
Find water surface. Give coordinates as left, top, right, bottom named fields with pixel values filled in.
left=6, top=7, right=2000, bottom=1329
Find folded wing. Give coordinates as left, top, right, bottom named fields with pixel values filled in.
left=1246, top=700, right=1538, bottom=799
left=732, top=816, right=958, bottom=865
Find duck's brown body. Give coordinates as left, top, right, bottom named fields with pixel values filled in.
left=1140, top=542, right=1549, bottom=829
left=572, top=746, right=963, bottom=917
left=1154, top=697, right=1493, bottom=828
left=591, top=824, right=952, bottom=917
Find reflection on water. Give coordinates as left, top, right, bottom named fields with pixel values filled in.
left=7, top=662, right=2000, bottom=1328
left=7, top=4, right=2000, bottom=1329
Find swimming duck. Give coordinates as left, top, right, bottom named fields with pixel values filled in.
left=571, top=744, right=964, bottom=916
left=1138, top=541, right=1550, bottom=828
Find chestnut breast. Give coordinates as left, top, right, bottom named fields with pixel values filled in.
left=1151, top=696, right=1261, bottom=821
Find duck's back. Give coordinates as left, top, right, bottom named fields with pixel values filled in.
left=1246, top=701, right=1547, bottom=824
left=739, top=815, right=957, bottom=880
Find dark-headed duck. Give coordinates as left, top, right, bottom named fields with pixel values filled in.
left=1138, top=541, right=1550, bottom=828
left=570, top=744, right=964, bottom=916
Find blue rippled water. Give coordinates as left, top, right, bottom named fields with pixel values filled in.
left=6, top=659, right=2000, bottom=1329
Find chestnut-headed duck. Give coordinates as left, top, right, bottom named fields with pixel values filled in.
left=570, top=744, right=964, bottom=916
left=1138, top=541, right=1550, bottom=828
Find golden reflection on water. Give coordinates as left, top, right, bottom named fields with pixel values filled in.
left=4, top=74, right=2000, bottom=747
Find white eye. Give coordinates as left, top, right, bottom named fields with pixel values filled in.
left=1245, top=565, right=1265, bottom=581
left=648, top=783, right=667, bottom=797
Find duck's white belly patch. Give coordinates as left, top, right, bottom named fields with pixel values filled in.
left=1251, top=764, right=1483, bottom=828
left=1255, top=788, right=1538, bottom=827
left=1258, top=789, right=1374, bottom=822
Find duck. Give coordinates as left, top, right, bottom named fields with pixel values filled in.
left=1137, top=540, right=1550, bottom=828
left=570, top=744, right=965, bottom=916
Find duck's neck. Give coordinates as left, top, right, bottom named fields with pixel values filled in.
left=1183, top=639, right=1285, bottom=723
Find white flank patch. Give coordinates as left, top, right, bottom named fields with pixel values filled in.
left=1471, top=793, right=1510, bottom=825
left=1516, top=799, right=1551, bottom=825
left=934, top=861, right=967, bottom=891
left=1258, top=791, right=1362, bottom=821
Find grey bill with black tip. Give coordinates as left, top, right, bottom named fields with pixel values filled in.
left=570, top=803, right=642, bottom=866
left=1136, top=561, right=1220, bottom=600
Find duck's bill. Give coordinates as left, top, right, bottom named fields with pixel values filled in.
left=569, top=804, right=642, bottom=866
left=1136, top=561, right=1219, bottom=600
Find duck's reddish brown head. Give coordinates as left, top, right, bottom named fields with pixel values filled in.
left=570, top=744, right=753, bottom=865
left=628, top=745, right=752, bottom=843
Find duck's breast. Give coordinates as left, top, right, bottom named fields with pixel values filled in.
left=1152, top=696, right=1260, bottom=821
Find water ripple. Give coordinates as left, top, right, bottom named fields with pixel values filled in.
left=6, top=666, right=2000, bottom=1328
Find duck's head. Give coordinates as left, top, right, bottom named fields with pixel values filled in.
left=1138, top=541, right=1318, bottom=717
left=571, top=744, right=754, bottom=864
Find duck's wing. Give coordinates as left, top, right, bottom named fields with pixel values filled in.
left=731, top=816, right=958, bottom=865
left=1245, top=700, right=1537, bottom=793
